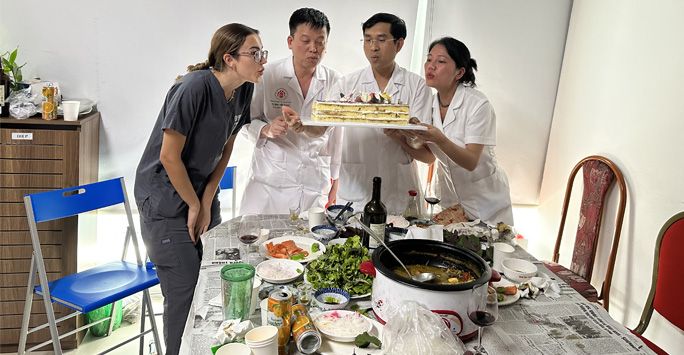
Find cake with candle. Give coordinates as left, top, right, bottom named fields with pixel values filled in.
left=311, top=92, right=410, bottom=125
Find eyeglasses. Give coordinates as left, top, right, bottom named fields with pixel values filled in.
left=361, top=38, right=397, bottom=46
left=233, top=49, right=268, bottom=63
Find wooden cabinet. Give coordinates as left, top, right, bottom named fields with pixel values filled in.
left=0, top=112, right=99, bottom=352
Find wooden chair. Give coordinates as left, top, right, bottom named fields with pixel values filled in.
left=542, top=155, right=626, bottom=312
left=629, top=211, right=684, bottom=355
left=18, top=177, right=162, bottom=355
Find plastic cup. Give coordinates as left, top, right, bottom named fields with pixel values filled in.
left=62, top=101, right=80, bottom=121
left=220, top=263, right=255, bottom=321
left=246, top=325, right=279, bottom=355
left=260, top=298, right=268, bottom=326
left=493, top=242, right=516, bottom=272
left=250, top=278, right=262, bottom=316
left=215, top=342, right=252, bottom=355
left=308, top=207, right=326, bottom=230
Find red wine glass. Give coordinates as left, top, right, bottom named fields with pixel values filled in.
left=467, top=283, right=499, bottom=354
left=237, top=214, right=260, bottom=264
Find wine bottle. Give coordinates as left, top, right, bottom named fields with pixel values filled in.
left=0, top=61, right=10, bottom=117
left=362, top=177, right=387, bottom=249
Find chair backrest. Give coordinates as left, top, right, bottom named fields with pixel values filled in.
left=219, top=166, right=237, bottom=219
left=24, top=177, right=143, bottom=264
left=634, top=211, right=684, bottom=334
left=552, top=155, right=627, bottom=310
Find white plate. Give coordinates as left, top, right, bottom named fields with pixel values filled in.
left=317, top=318, right=383, bottom=354
left=265, top=236, right=326, bottom=263
left=303, top=120, right=427, bottom=130
left=314, top=310, right=374, bottom=343
left=492, top=278, right=521, bottom=306
left=255, top=259, right=304, bottom=284
left=386, top=215, right=410, bottom=228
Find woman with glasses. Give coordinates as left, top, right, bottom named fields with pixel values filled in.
left=134, top=23, right=266, bottom=355
left=411, top=37, right=513, bottom=225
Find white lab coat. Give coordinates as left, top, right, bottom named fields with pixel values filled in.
left=427, top=84, right=513, bottom=225
left=331, top=64, right=432, bottom=214
left=240, top=56, right=343, bottom=214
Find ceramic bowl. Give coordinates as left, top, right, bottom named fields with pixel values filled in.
left=501, top=258, right=538, bottom=283
left=326, top=205, right=355, bottom=223
left=314, top=287, right=350, bottom=310
left=385, top=227, right=408, bottom=242
left=311, top=225, right=337, bottom=244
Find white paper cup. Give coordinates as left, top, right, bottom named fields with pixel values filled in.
left=260, top=298, right=268, bottom=326
left=216, top=342, right=252, bottom=355
left=308, top=207, right=326, bottom=230
left=62, top=101, right=80, bottom=121
left=250, top=278, right=262, bottom=316
left=493, top=242, right=516, bottom=272
left=246, top=325, right=278, bottom=355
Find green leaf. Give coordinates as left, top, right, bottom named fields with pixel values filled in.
left=10, top=48, right=17, bottom=63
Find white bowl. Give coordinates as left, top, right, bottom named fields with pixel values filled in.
left=501, top=258, right=538, bottom=283
left=215, top=342, right=252, bottom=355
left=255, top=259, right=304, bottom=284
left=327, top=205, right=354, bottom=223
left=314, top=287, right=350, bottom=310
left=314, top=310, right=373, bottom=342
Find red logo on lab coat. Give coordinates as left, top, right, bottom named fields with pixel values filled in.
left=275, top=88, right=288, bottom=100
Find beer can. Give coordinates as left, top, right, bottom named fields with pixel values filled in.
left=291, top=304, right=321, bottom=354
left=41, top=83, right=58, bottom=120
left=267, top=290, right=293, bottom=355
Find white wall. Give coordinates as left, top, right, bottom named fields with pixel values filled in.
left=0, top=0, right=420, bottom=209
left=532, top=1, right=684, bottom=353
left=428, top=0, right=572, bottom=204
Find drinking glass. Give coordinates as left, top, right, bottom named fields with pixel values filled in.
left=467, top=283, right=499, bottom=354
left=237, top=214, right=260, bottom=265
left=424, top=166, right=441, bottom=218
left=289, top=206, right=300, bottom=227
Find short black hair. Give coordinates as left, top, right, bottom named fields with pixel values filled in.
left=289, top=8, right=330, bottom=37
left=362, top=13, right=407, bottom=40
left=429, top=37, right=478, bottom=87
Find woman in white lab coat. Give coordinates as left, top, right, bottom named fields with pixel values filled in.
left=414, top=37, right=513, bottom=225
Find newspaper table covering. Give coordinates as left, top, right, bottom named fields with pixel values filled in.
left=180, top=215, right=655, bottom=355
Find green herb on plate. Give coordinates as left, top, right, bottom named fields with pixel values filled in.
left=355, top=331, right=381, bottom=349
left=305, top=236, right=372, bottom=296
left=311, top=242, right=320, bottom=253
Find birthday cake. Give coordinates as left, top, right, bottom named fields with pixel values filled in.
left=311, top=92, right=409, bottom=125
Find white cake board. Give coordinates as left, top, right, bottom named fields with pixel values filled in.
left=301, top=121, right=427, bottom=130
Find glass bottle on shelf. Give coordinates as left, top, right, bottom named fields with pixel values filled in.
left=403, top=190, right=419, bottom=221
left=362, top=177, right=387, bottom=249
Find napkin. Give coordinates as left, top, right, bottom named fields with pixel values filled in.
left=215, top=319, right=254, bottom=344
left=405, top=224, right=444, bottom=241
left=520, top=273, right=561, bottom=299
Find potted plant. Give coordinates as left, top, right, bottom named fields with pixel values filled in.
left=1, top=47, right=27, bottom=92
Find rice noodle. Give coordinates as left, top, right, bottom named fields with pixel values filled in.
left=314, top=311, right=369, bottom=336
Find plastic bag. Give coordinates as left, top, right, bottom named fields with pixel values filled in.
left=381, top=300, right=468, bottom=355
left=121, top=294, right=141, bottom=324
left=8, top=88, right=36, bottom=119
left=85, top=300, right=123, bottom=337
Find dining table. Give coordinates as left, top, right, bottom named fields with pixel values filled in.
left=179, top=214, right=655, bottom=355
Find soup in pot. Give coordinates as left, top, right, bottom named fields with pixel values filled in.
left=392, top=265, right=475, bottom=285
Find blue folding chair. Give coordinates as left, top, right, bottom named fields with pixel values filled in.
left=18, top=177, right=163, bottom=355
left=220, top=166, right=237, bottom=219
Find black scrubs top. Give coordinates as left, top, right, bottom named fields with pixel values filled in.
left=135, top=69, right=252, bottom=221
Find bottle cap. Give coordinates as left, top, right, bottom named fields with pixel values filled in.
left=408, top=190, right=417, bottom=196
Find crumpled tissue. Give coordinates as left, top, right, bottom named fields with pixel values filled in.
left=215, top=319, right=254, bottom=344
left=405, top=224, right=443, bottom=241
left=520, top=273, right=561, bottom=299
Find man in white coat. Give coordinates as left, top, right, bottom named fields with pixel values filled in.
left=330, top=13, right=433, bottom=214
left=240, top=8, right=342, bottom=214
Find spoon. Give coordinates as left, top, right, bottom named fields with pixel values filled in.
left=349, top=216, right=436, bottom=283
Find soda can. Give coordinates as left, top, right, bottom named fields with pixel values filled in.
left=267, top=289, right=293, bottom=355
left=291, top=304, right=321, bottom=354
left=41, top=83, right=58, bottom=120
